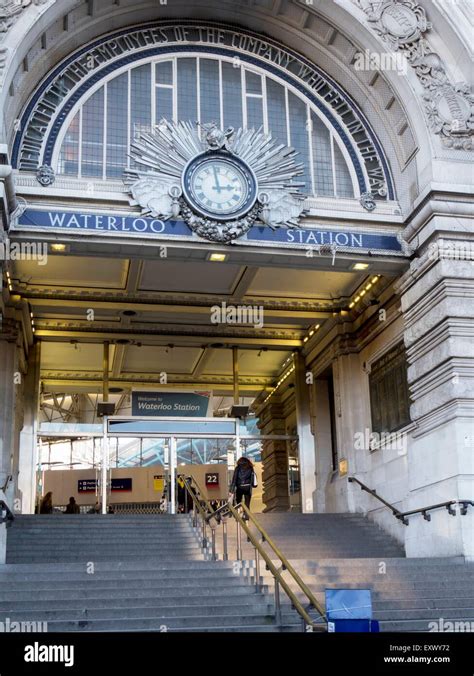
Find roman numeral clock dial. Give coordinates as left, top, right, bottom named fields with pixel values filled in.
left=182, top=151, right=258, bottom=221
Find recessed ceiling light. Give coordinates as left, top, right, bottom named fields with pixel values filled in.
left=208, top=252, right=227, bottom=262
left=352, top=262, right=369, bottom=270
left=50, top=243, right=68, bottom=252
left=122, top=310, right=137, bottom=317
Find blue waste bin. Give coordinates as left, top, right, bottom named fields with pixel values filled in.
left=325, top=589, right=379, bottom=632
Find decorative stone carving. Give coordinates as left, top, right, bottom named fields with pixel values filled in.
left=0, top=0, right=48, bottom=34
left=354, top=0, right=474, bottom=150
left=35, top=165, right=55, bottom=186
left=360, top=191, right=377, bottom=211
left=124, top=120, right=307, bottom=244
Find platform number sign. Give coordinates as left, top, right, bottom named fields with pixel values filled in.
left=205, top=472, right=219, bottom=488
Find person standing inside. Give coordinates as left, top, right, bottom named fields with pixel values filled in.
left=64, top=496, right=80, bottom=514
left=39, top=492, right=53, bottom=514
left=229, top=457, right=257, bottom=516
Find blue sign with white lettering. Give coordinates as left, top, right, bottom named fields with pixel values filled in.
left=247, top=225, right=402, bottom=251
left=14, top=208, right=403, bottom=253
left=131, top=391, right=212, bottom=417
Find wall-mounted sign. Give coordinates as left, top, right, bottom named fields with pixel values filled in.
left=205, top=473, right=219, bottom=488
left=78, top=479, right=97, bottom=494
left=77, top=478, right=132, bottom=492
left=13, top=208, right=405, bottom=255
left=153, top=475, right=164, bottom=492
left=112, top=478, right=132, bottom=492
left=131, top=390, right=212, bottom=417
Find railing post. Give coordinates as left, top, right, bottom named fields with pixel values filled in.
left=274, top=579, right=282, bottom=626
left=222, top=520, right=228, bottom=561
left=236, top=519, right=242, bottom=560
left=193, top=502, right=197, bottom=528
left=255, top=547, right=261, bottom=593
left=211, top=526, right=216, bottom=561
left=202, top=517, right=207, bottom=550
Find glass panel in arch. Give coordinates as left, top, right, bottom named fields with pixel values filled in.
left=58, top=111, right=79, bottom=175
left=156, top=87, right=173, bottom=123
left=246, top=96, right=263, bottom=130
left=141, top=438, right=167, bottom=466
left=130, top=64, right=151, bottom=143
left=311, top=112, right=334, bottom=196
left=156, top=61, right=173, bottom=85
left=106, top=73, right=128, bottom=179
left=266, top=78, right=288, bottom=146
left=81, top=88, right=104, bottom=178
left=222, top=62, right=242, bottom=130
left=245, top=71, right=262, bottom=95
left=199, top=59, right=220, bottom=125
left=288, top=92, right=311, bottom=193
left=333, top=142, right=354, bottom=198
left=177, top=58, right=197, bottom=122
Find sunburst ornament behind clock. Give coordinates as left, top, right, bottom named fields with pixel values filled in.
left=124, top=120, right=308, bottom=243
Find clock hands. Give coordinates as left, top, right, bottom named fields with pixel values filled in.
left=212, top=166, right=222, bottom=193
left=212, top=166, right=236, bottom=192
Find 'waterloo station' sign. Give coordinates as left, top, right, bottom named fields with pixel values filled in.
left=14, top=208, right=404, bottom=255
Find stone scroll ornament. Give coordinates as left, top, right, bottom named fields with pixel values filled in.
left=353, top=0, right=473, bottom=150
left=124, top=120, right=308, bottom=243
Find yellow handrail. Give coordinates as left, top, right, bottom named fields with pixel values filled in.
left=240, top=502, right=326, bottom=619
left=227, top=502, right=326, bottom=631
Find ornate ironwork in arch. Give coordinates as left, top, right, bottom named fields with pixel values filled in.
left=12, top=20, right=395, bottom=201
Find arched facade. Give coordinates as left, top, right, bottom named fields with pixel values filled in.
left=0, top=0, right=472, bottom=561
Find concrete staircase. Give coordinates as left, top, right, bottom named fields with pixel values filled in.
left=3, top=512, right=474, bottom=633
left=2, top=514, right=294, bottom=632
left=215, top=513, right=474, bottom=632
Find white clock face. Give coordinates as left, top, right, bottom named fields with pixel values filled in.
left=191, top=161, right=247, bottom=214
left=183, top=154, right=257, bottom=220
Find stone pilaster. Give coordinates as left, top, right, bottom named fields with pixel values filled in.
left=397, top=226, right=474, bottom=559
left=257, top=399, right=290, bottom=512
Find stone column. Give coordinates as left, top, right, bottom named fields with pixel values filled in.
left=258, top=398, right=290, bottom=512
left=0, top=321, right=24, bottom=564
left=397, top=227, right=474, bottom=559
left=294, top=352, right=316, bottom=512
left=18, top=342, right=41, bottom=514
left=331, top=351, right=371, bottom=512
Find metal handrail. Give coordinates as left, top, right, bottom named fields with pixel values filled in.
left=1, top=474, right=12, bottom=493
left=239, top=502, right=326, bottom=619
left=180, top=475, right=212, bottom=552
left=0, top=500, right=15, bottom=526
left=182, top=481, right=326, bottom=630
left=349, top=476, right=474, bottom=525
left=226, top=502, right=326, bottom=631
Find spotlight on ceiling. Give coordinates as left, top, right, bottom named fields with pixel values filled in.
left=50, top=243, right=68, bottom=252
left=352, top=262, right=369, bottom=270
left=122, top=310, right=137, bottom=317
left=208, top=252, right=227, bottom=262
